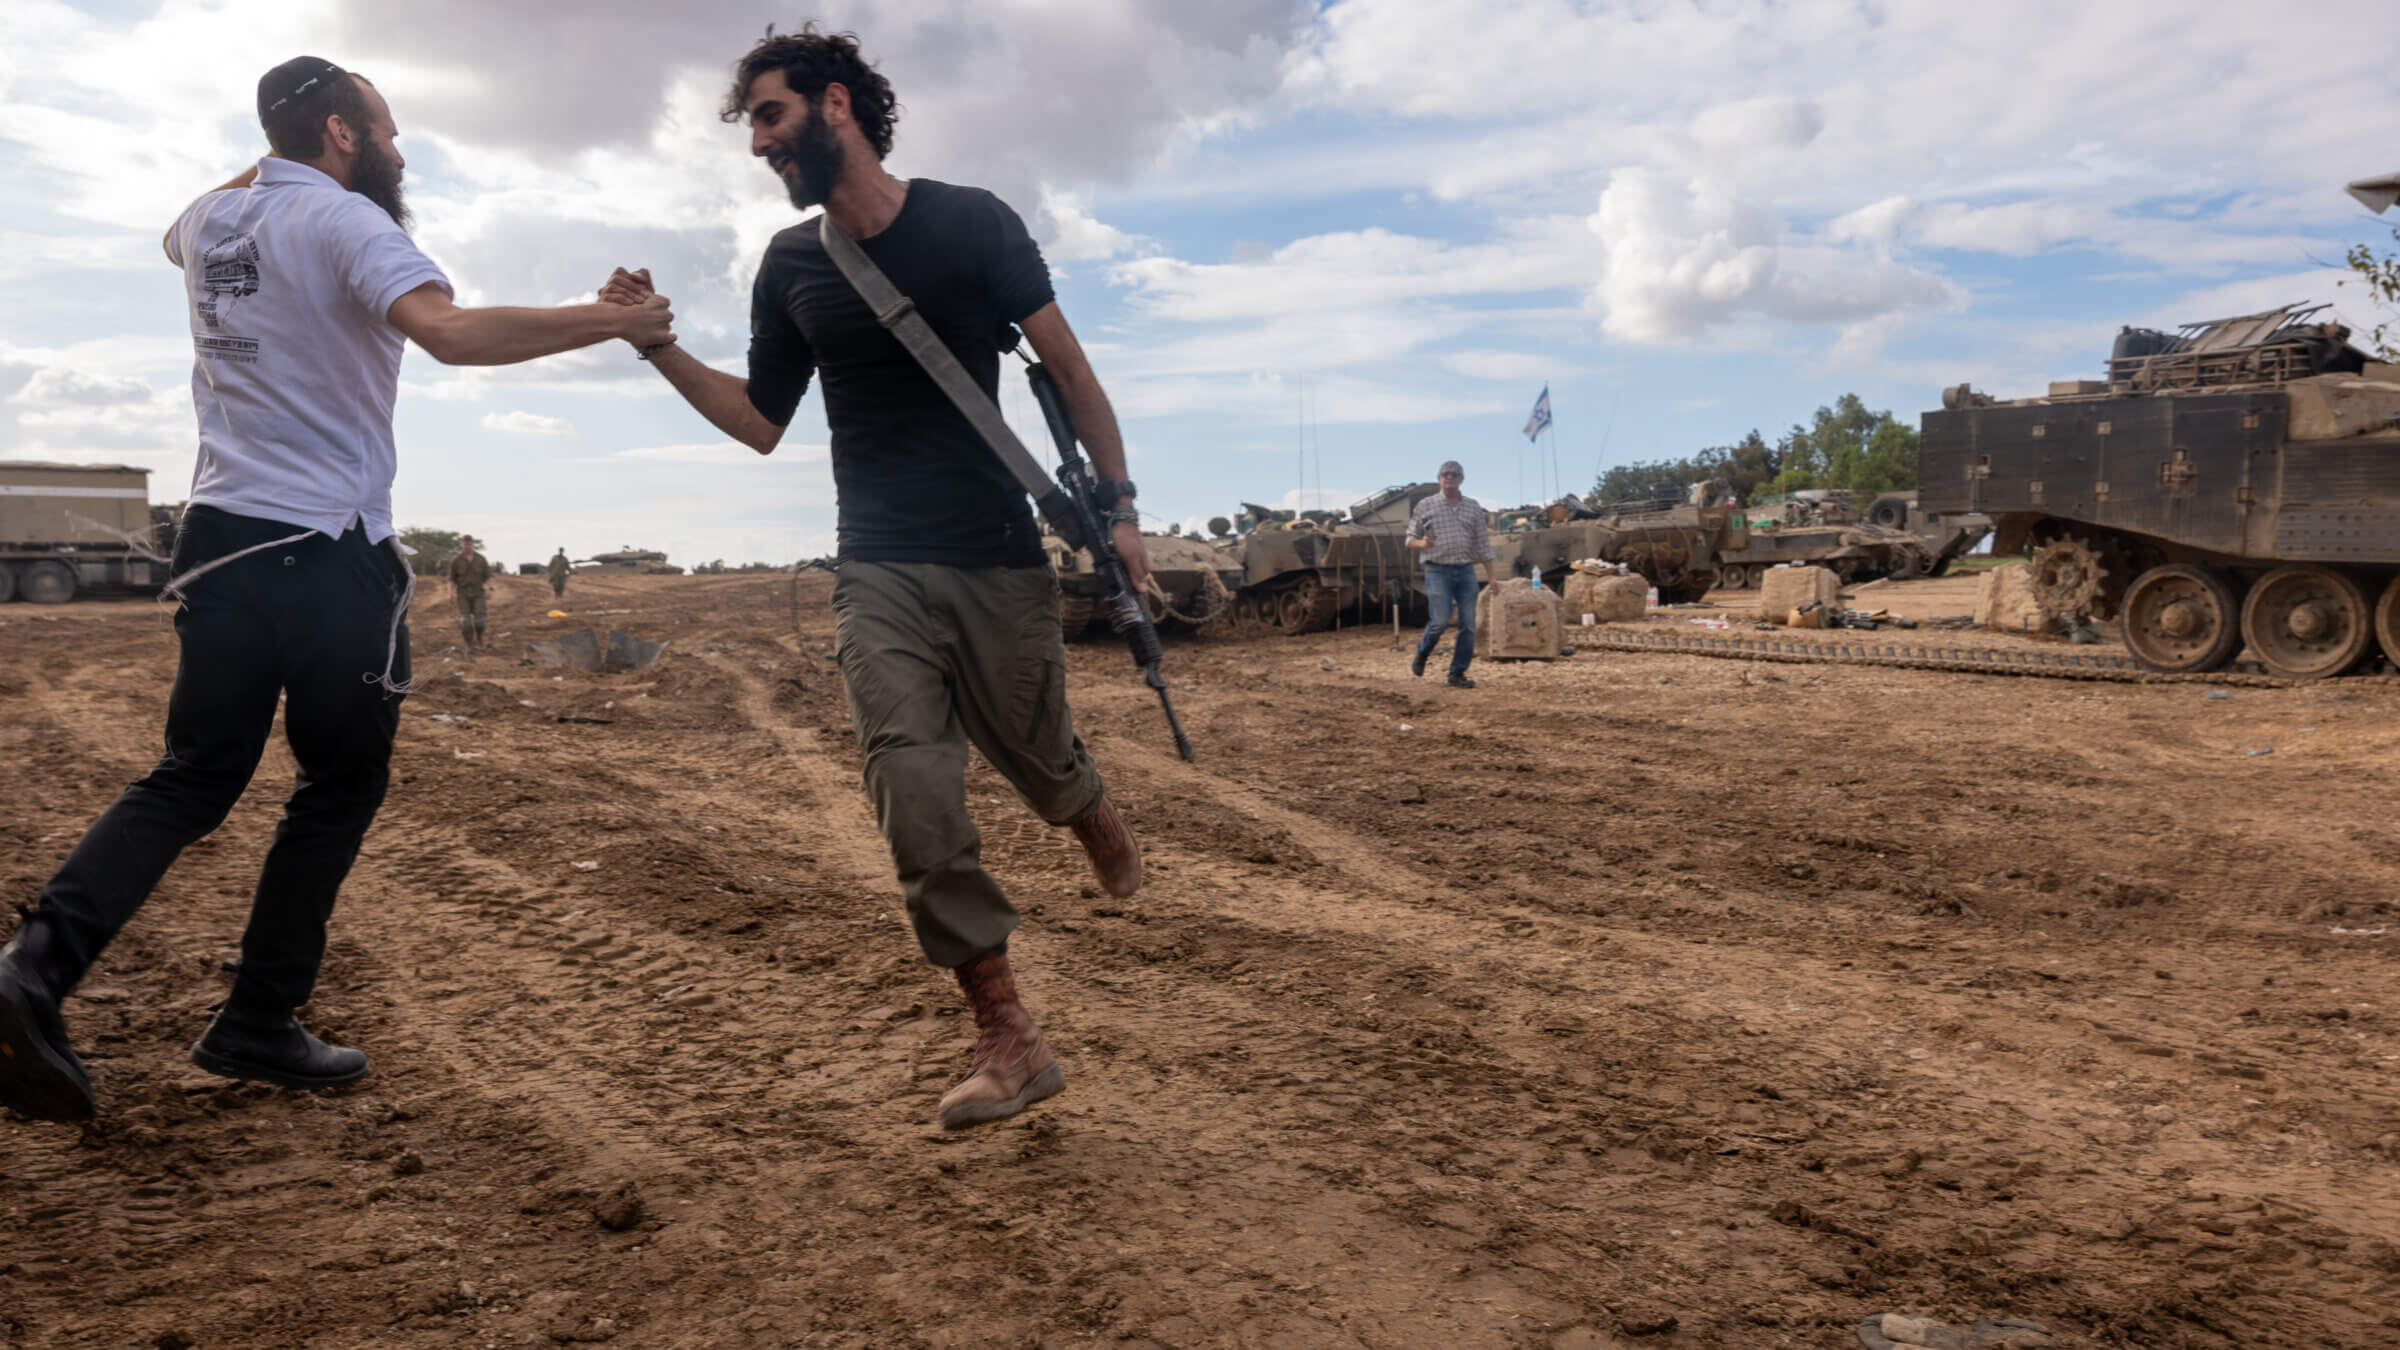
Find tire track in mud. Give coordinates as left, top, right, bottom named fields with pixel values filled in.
left=1074, top=688, right=2400, bottom=1342
left=701, top=651, right=1653, bottom=1339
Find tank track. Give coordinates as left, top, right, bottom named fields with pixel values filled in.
left=1581, top=624, right=2400, bottom=688
left=1289, top=583, right=1340, bottom=635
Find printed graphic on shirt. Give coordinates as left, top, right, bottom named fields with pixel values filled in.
left=197, top=232, right=260, bottom=332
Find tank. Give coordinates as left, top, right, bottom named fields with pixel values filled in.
left=1860, top=491, right=1993, bottom=573
left=1221, top=484, right=1431, bottom=634
left=1048, top=529, right=1244, bottom=638
left=584, top=547, right=683, bottom=575
left=1917, top=303, right=2400, bottom=677
left=1709, top=493, right=1937, bottom=590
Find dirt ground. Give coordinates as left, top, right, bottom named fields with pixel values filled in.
left=3, top=572, right=2397, bottom=1349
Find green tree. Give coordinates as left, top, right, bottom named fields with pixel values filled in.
left=1598, top=395, right=1917, bottom=507
left=2341, top=223, right=2400, bottom=360
left=397, top=526, right=459, bottom=577
left=1761, top=394, right=1918, bottom=499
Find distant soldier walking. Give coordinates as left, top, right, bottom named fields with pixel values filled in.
left=0, top=55, right=674, bottom=1123
left=547, top=546, right=571, bottom=601
left=1408, top=460, right=1495, bottom=688
left=448, top=533, right=491, bottom=650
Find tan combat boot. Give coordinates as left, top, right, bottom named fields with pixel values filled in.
left=936, top=951, right=1064, bottom=1130
left=1069, top=797, right=1141, bottom=899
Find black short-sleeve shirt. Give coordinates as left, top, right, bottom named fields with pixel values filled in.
left=746, top=179, right=1055, bottom=567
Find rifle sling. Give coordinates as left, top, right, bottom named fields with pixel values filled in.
left=817, top=215, right=1076, bottom=533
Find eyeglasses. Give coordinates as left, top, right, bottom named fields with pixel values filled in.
left=267, top=61, right=345, bottom=113
left=1439, top=471, right=1462, bottom=479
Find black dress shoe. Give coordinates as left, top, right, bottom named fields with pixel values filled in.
left=191, top=1012, right=368, bottom=1090
left=1447, top=672, right=1476, bottom=688
left=0, top=954, right=95, bottom=1122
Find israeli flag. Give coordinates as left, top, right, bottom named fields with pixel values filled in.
left=1521, top=386, right=1552, bottom=441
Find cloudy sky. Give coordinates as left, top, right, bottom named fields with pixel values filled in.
left=4, top=0, right=2395, bottom=567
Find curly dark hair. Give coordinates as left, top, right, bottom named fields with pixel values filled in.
left=721, top=23, right=900, bottom=160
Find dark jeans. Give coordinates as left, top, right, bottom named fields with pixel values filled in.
left=1416, top=562, right=1482, bottom=676
left=24, top=506, right=410, bottom=1016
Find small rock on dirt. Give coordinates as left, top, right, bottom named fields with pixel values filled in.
left=391, top=1150, right=426, bottom=1176
left=593, top=1181, right=644, bottom=1231
left=154, top=1334, right=196, bottom=1350
left=1614, top=1304, right=1678, bottom=1336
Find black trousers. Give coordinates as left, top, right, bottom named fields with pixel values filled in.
left=28, top=506, right=410, bottom=1017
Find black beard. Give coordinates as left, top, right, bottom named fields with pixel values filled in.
left=353, top=138, right=410, bottom=230
left=771, top=116, right=844, bottom=210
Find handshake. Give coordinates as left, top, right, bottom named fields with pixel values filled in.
left=598, top=268, right=674, bottom=356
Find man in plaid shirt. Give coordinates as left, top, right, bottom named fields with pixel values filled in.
left=1406, top=460, right=1495, bottom=688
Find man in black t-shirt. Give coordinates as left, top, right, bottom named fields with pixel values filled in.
left=602, top=25, right=1147, bottom=1132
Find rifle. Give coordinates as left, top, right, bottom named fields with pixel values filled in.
left=1014, top=347, right=1194, bottom=762
left=810, top=215, right=1191, bottom=760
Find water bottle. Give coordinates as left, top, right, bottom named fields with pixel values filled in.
left=1529, top=571, right=1543, bottom=590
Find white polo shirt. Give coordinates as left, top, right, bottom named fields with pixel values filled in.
left=167, top=157, right=450, bottom=543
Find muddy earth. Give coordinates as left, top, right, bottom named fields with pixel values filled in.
left=3, top=573, right=2396, bottom=1349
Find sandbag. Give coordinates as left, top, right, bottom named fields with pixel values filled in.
left=1562, top=571, right=1647, bottom=623
left=1757, top=565, right=1840, bottom=625
left=1975, top=562, right=2049, bottom=634
left=1475, top=578, right=1565, bottom=659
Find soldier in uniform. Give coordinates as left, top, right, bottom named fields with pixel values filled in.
left=546, top=546, right=571, bottom=601
left=447, top=534, right=491, bottom=650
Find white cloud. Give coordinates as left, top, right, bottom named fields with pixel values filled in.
left=1436, top=350, right=1573, bottom=382
left=1038, top=190, right=1148, bottom=263
left=480, top=410, right=575, bottom=437
left=11, top=367, right=154, bottom=408
left=599, top=440, right=827, bottom=466
left=1585, top=168, right=1958, bottom=345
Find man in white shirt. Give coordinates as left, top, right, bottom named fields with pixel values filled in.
left=0, top=57, right=675, bottom=1123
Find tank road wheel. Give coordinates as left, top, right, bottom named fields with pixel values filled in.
left=2120, top=564, right=2241, bottom=674
left=1269, top=576, right=1337, bottom=634
left=1718, top=563, right=1748, bottom=591
left=2029, top=536, right=2107, bottom=619
left=2377, top=576, right=2400, bottom=670
left=19, top=560, right=74, bottom=605
left=1059, top=591, right=1100, bottom=638
left=0, top=563, right=15, bottom=604
left=2241, top=565, right=2373, bottom=680
left=1887, top=548, right=1926, bottom=582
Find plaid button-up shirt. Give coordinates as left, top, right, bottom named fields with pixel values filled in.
left=1408, top=491, right=1494, bottom=566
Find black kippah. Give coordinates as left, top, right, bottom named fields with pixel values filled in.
left=257, top=56, right=347, bottom=120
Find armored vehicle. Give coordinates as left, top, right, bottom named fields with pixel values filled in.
left=1222, top=484, right=1431, bottom=634
left=1859, top=491, right=1993, bottom=574
left=0, top=461, right=169, bottom=603
left=1709, top=493, right=1938, bottom=590
left=584, top=547, right=682, bottom=575
left=1918, top=304, right=2400, bottom=677
left=1048, top=529, right=1242, bottom=637
left=1483, top=494, right=1728, bottom=602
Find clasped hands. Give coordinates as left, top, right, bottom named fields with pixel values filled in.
left=600, top=268, right=673, bottom=353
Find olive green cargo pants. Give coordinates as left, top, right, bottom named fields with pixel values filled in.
left=832, top=561, right=1105, bottom=968
left=455, top=587, right=486, bottom=643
